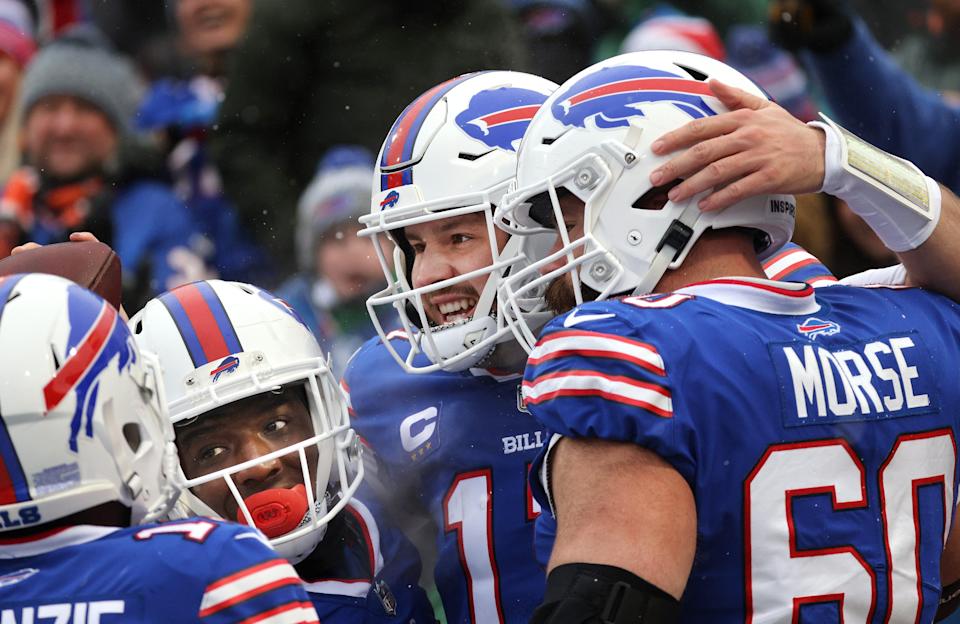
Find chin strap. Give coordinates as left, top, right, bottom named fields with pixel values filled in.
left=631, top=202, right=698, bottom=296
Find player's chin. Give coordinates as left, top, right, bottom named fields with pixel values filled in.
left=545, top=278, right=577, bottom=315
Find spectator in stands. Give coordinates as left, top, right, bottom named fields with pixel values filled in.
left=891, top=0, right=960, bottom=100
left=209, top=0, right=527, bottom=273
left=175, top=0, right=251, bottom=78
left=276, top=146, right=387, bottom=377
left=770, top=0, right=960, bottom=194
left=137, top=0, right=270, bottom=286
left=511, top=0, right=599, bottom=83
left=619, top=11, right=726, bottom=60
left=0, top=0, right=33, bottom=183
left=0, top=27, right=205, bottom=308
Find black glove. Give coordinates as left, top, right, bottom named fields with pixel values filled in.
left=769, top=0, right=854, bottom=53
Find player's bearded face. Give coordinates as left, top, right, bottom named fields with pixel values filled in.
left=407, top=213, right=508, bottom=327
left=175, top=386, right=320, bottom=526
left=540, top=197, right=587, bottom=314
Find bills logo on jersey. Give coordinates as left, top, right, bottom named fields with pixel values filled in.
left=455, top=87, right=547, bottom=151
left=797, top=317, right=841, bottom=340
left=210, top=356, right=240, bottom=383
left=0, top=568, right=38, bottom=588
left=553, top=65, right=717, bottom=130
left=46, top=285, right=138, bottom=452
left=380, top=190, right=400, bottom=209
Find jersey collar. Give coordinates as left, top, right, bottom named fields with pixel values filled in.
left=675, top=277, right=820, bottom=316
left=0, top=525, right=119, bottom=559
left=300, top=499, right=384, bottom=598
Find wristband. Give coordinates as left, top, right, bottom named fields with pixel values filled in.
left=810, top=114, right=941, bottom=252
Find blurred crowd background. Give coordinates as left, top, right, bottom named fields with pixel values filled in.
left=0, top=0, right=955, bottom=372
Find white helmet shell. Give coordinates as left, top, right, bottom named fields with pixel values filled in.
left=359, top=70, right=558, bottom=373
left=130, top=280, right=362, bottom=563
left=496, top=51, right=796, bottom=351
left=0, top=273, right=178, bottom=531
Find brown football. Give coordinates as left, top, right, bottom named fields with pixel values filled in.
left=0, top=241, right=122, bottom=309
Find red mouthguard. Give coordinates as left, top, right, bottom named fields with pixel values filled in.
left=238, top=484, right=309, bottom=538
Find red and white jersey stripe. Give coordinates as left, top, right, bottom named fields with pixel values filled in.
left=528, top=329, right=666, bottom=376
left=200, top=559, right=305, bottom=619
left=762, top=245, right=821, bottom=281
left=523, top=369, right=673, bottom=417
left=233, top=601, right=319, bottom=624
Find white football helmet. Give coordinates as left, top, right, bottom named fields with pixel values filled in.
left=129, top=280, right=362, bottom=563
left=0, top=273, right=178, bottom=532
left=359, top=70, right=558, bottom=373
left=496, top=51, right=796, bottom=351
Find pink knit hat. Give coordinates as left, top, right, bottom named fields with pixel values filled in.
left=0, top=0, right=35, bottom=67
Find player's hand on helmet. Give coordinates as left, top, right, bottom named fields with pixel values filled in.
left=649, top=80, right=826, bottom=212
left=768, top=0, right=854, bottom=52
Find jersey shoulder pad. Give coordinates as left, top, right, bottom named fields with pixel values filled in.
left=527, top=299, right=691, bottom=421
left=343, top=334, right=410, bottom=382
left=144, top=519, right=314, bottom=622
left=526, top=300, right=696, bottom=480
left=762, top=242, right=837, bottom=286
left=128, top=519, right=272, bottom=568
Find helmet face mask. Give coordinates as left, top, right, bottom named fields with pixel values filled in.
left=360, top=71, right=559, bottom=373
left=495, top=51, right=796, bottom=352
left=172, top=377, right=358, bottom=563
left=0, top=274, right=180, bottom=533
left=130, top=280, right=362, bottom=563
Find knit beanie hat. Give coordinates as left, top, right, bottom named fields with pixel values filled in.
left=296, top=145, right=375, bottom=273
left=0, top=0, right=35, bottom=68
left=20, top=25, right=142, bottom=133
left=621, top=14, right=726, bottom=60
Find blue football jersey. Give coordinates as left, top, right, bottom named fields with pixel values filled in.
left=526, top=278, right=960, bottom=623
left=301, top=498, right=436, bottom=623
left=0, top=518, right=317, bottom=623
left=343, top=337, right=546, bottom=624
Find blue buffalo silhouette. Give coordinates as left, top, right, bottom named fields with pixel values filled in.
left=455, top=87, right=548, bottom=151
left=62, top=284, right=138, bottom=452
left=553, top=65, right=718, bottom=130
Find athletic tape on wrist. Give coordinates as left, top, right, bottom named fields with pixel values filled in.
left=810, top=114, right=941, bottom=252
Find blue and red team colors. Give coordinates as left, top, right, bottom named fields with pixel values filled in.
left=533, top=243, right=840, bottom=565
left=525, top=277, right=960, bottom=623
left=343, top=340, right=547, bottom=624
left=154, top=282, right=434, bottom=622
left=0, top=519, right=317, bottom=623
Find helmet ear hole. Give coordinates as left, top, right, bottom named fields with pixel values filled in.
left=528, top=187, right=574, bottom=227
left=632, top=180, right=680, bottom=210
left=123, top=423, right=142, bottom=453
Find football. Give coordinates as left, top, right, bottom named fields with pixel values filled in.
left=0, top=241, right=122, bottom=309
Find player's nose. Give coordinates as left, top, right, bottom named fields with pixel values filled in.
left=233, top=437, right=283, bottom=487
left=411, top=251, right=457, bottom=289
